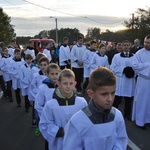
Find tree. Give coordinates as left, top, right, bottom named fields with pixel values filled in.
left=0, top=7, right=15, bottom=45
left=124, top=7, right=150, bottom=43
left=85, top=27, right=101, bottom=39
left=34, top=28, right=84, bottom=44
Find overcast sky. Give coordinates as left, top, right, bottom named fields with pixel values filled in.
left=1, top=0, right=149, bottom=36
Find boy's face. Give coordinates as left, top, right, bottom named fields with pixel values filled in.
left=87, top=85, right=116, bottom=111
left=78, top=39, right=83, bottom=45
left=39, top=61, right=49, bottom=73
left=46, top=43, right=50, bottom=49
left=15, top=52, right=21, bottom=59
left=29, top=42, right=34, bottom=47
left=64, top=40, right=68, bottom=45
left=47, top=68, right=59, bottom=84
left=26, top=59, right=32, bottom=65
left=58, top=77, right=76, bottom=97
left=99, top=46, right=106, bottom=55
left=3, top=49, right=9, bottom=55
left=90, top=43, right=96, bottom=50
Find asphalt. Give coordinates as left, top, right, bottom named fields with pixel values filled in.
left=0, top=94, right=45, bottom=150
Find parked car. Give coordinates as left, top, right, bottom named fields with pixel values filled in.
left=29, top=38, right=55, bottom=52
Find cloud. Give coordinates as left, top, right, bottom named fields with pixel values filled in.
left=11, top=15, right=128, bottom=37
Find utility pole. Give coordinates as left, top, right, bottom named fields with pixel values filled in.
left=55, top=18, right=58, bottom=44
left=50, top=16, right=58, bottom=44
left=132, top=13, right=134, bottom=30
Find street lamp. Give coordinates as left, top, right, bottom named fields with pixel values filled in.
left=50, top=16, right=58, bottom=44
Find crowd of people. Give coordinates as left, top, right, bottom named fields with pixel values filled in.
left=0, top=35, right=150, bottom=150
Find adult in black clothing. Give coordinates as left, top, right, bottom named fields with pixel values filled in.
left=130, top=39, right=143, bottom=54
left=106, top=42, right=117, bottom=65
left=111, top=43, right=123, bottom=59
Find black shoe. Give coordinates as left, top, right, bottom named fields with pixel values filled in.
left=82, top=89, right=86, bottom=95
left=124, top=116, right=131, bottom=121
left=29, top=103, right=32, bottom=107
left=137, top=125, right=146, bottom=130
left=31, top=119, right=37, bottom=128
left=9, top=97, right=13, bottom=102
left=25, top=109, right=29, bottom=113
left=17, top=104, right=21, bottom=107
left=3, top=92, right=7, bottom=98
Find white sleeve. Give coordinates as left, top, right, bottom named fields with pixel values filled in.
left=132, top=53, right=150, bottom=79
left=110, top=56, right=124, bottom=77
left=20, top=66, right=28, bottom=86
left=34, top=87, right=45, bottom=117
left=90, top=54, right=97, bottom=71
left=71, top=46, right=77, bottom=62
left=39, top=102, right=60, bottom=145
left=63, top=119, right=82, bottom=150
left=112, top=111, right=128, bottom=150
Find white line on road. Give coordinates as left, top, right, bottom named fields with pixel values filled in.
left=128, top=138, right=141, bottom=150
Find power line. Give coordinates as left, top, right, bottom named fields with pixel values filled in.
left=2, top=0, right=44, bottom=20
left=23, top=0, right=124, bottom=25
left=3, top=0, right=15, bottom=5
left=23, top=0, right=85, bottom=18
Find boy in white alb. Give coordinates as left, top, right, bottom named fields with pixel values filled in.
left=20, top=54, right=33, bottom=111
left=42, top=43, right=52, bottom=62
left=71, top=36, right=86, bottom=92
left=27, top=53, right=47, bottom=127
left=8, top=40, right=16, bottom=58
left=30, top=57, right=49, bottom=100
left=9, top=48, right=25, bottom=106
left=28, top=52, right=46, bottom=101
left=110, top=40, right=135, bottom=120
left=0, top=47, right=13, bottom=101
left=63, top=67, right=128, bottom=150
left=35, top=63, right=60, bottom=148
left=30, top=57, right=49, bottom=134
left=59, top=37, right=71, bottom=70
left=39, top=69, right=87, bottom=150
left=82, top=40, right=97, bottom=93
left=24, top=41, right=36, bottom=60
left=90, top=43, right=109, bottom=72
left=35, top=63, right=60, bottom=117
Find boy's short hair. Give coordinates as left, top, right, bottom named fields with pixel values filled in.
left=38, top=57, right=49, bottom=64
left=46, top=63, right=60, bottom=74
left=14, top=48, right=21, bottom=54
left=25, top=54, right=33, bottom=60
left=44, top=42, right=50, bottom=47
left=89, top=67, right=116, bottom=91
left=28, top=40, right=33, bottom=44
left=77, top=36, right=83, bottom=41
left=90, top=40, right=96, bottom=45
left=35, top=52, right=46, bottom=63
left=58, top=69, right=75, bottom=82
left=99, top=43, right=106, bottom=49
left=2, top=47, right=8, bottom=51
left=63, top=37, right=68, bottom=42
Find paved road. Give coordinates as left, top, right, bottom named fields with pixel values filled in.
left=0, top=91, right=150, bottom=150
left=0, top=94, right=45, bottom=150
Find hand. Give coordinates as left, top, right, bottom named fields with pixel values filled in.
left=78, top=61, right=83, bottom=66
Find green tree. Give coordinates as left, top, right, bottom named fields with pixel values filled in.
left=85, top=27, right=101, bottom=39
left=0, top=7, right=15, bottom=45
left=34, top=28, right=84, bottom=45
left=124, top=7, right=150, bottom=43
